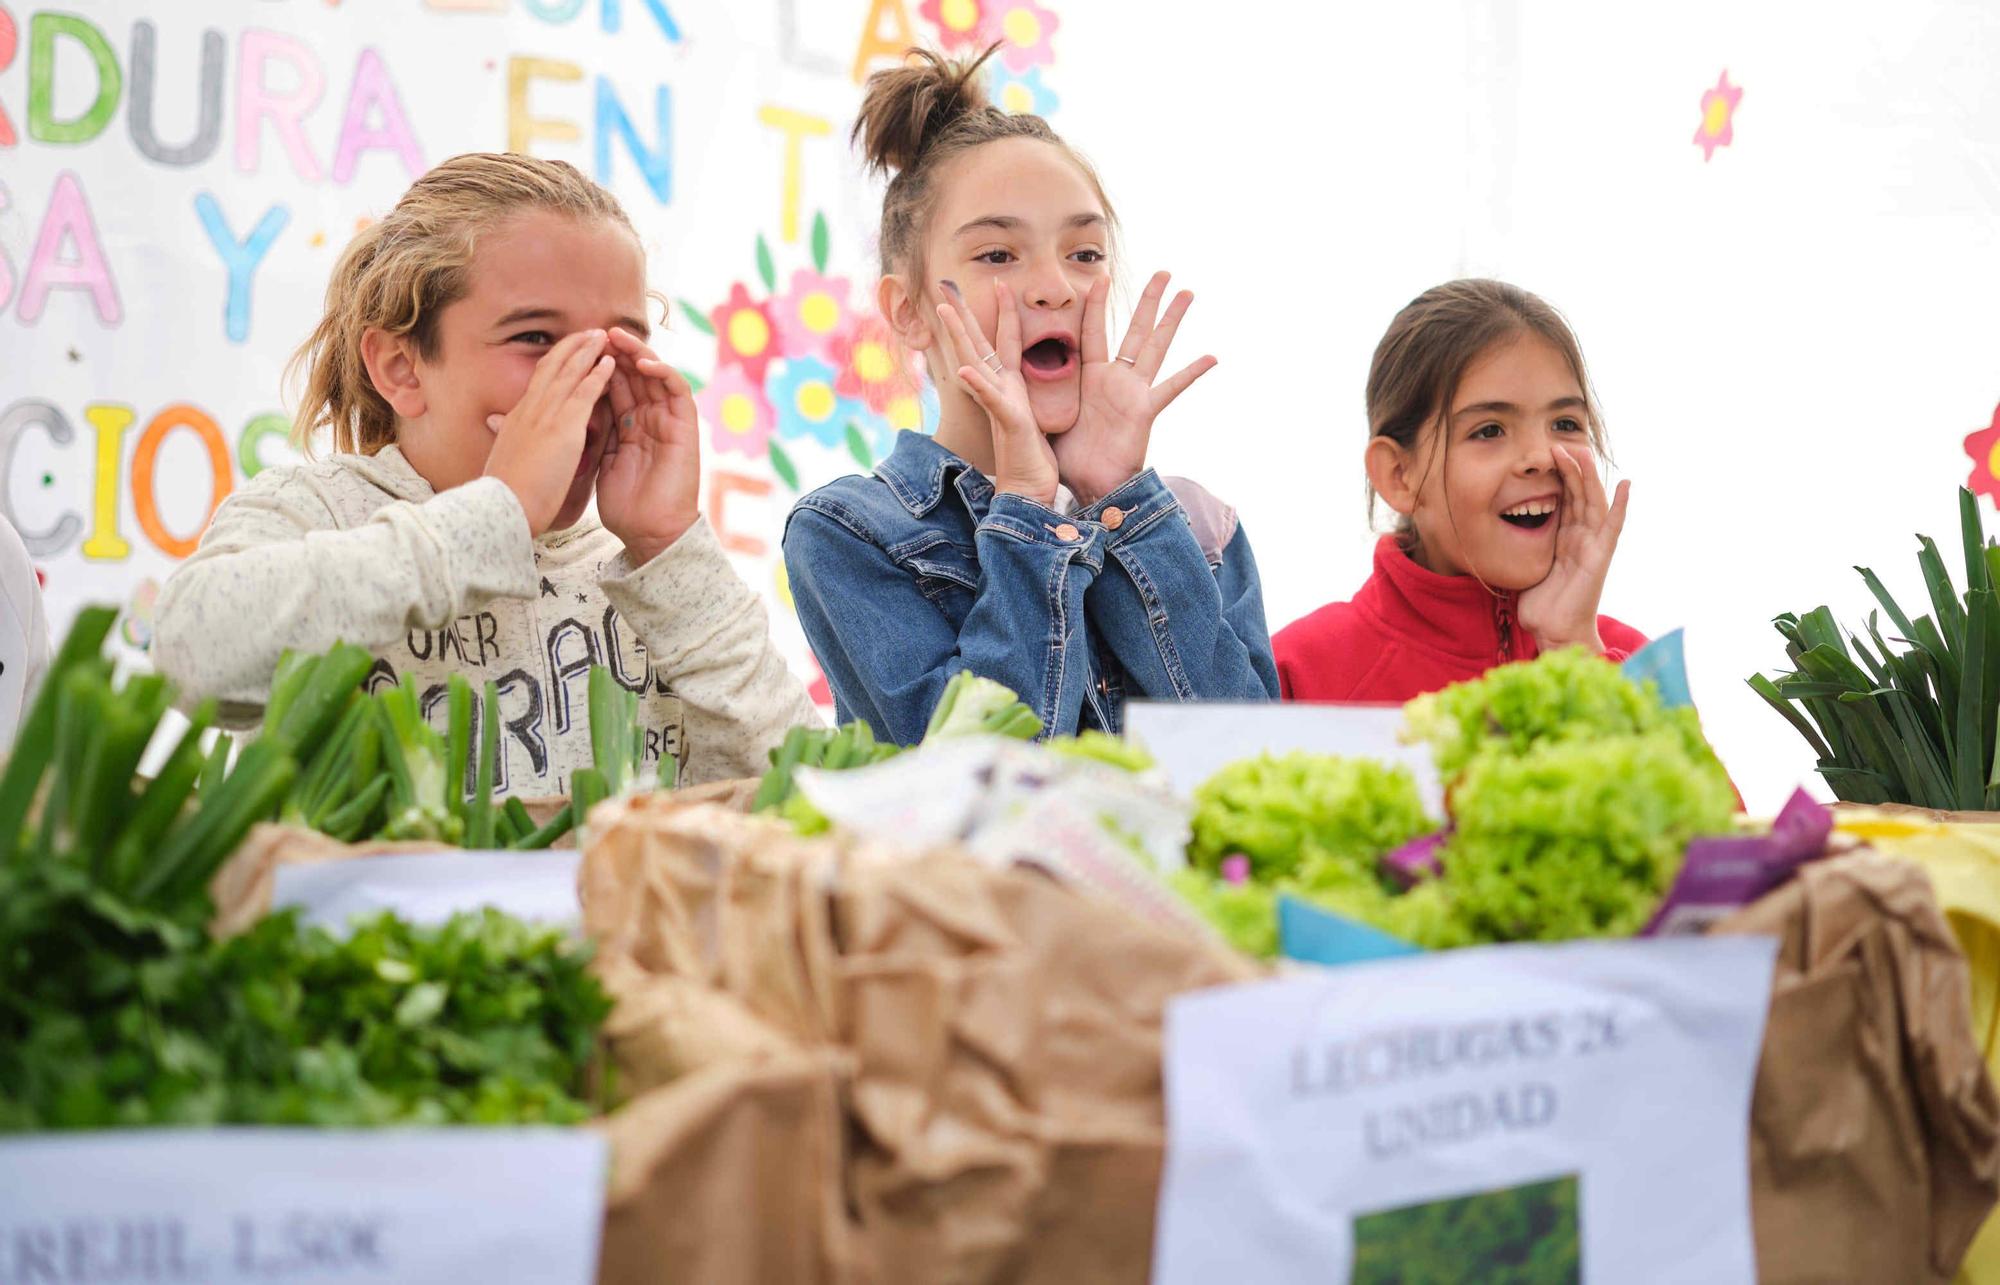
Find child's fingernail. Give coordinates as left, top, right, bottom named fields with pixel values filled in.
left=942, top=279, right=962, bottom=298
left=486, top=415, right=504, bottom=432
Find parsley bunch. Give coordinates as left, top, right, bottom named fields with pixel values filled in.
left=1, top=903, right=609, bottom=1131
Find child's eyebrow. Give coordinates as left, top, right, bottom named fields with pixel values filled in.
left=493, top=306, right=650, bottom=339
left=1452, top=396, right=1587, bottom=419
left=493, top=306, right=565, bottom=330
left=952, top=212, right=1105, bottom=238
left=954, top=215, right=1024, bottom=237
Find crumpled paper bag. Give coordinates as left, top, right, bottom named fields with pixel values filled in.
left=1714, top=849, right=2000, bottom=1284
left=581, top=795, right=1254, bottom=1284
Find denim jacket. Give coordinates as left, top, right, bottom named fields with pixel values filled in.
left=782, top=430, right=1279, bottom=744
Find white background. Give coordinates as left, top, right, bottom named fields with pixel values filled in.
left=7, top=2, right=1994, bottom=810
left=1057, top=1, right=2000, bottom=811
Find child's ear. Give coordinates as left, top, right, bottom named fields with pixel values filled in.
left=1365, top=435, right=1420, bottom=516
left=878, top=274, right=935, bottom=353
left=360, top=327, right=428, bottom=420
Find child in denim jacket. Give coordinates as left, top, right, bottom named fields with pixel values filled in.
left=783, top=48, right=1278, bottom=743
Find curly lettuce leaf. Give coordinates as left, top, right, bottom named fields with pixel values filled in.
left=1404, top=646, right=1722, bottom=787
left=1188, top=753, right=1435, bottom=883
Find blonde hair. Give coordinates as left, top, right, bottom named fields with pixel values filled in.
left=289, top=152, right=638, bottom=455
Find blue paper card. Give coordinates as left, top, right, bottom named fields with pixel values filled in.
left=1277, top=894, right=1422, bottom=966
left=1621, top=628, right=1691, bottom=708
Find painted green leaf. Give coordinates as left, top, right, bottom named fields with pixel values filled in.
left=769, top=440, right=800, bottom=491
left=845, top=422, right=873, bottom=470
left=811, top=212, right=830, bottom=274
left=755, top=235, right=777, bottom=294
left=679, top=368, right=705, bottom=393
left=677, top=299, right=715, bottom=336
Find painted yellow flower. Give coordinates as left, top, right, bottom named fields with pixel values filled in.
left=696, top=364, right=776, bottom=458
left=773, top=268, right=854, bottom=362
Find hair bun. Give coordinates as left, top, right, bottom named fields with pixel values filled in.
left=852, top=45, right=998, bottom=177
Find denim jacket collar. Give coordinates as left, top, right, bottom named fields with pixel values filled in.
left=875, top=430, right=993, bottom=519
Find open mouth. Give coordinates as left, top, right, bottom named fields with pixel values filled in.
left=1499, top=498, right=1558, bottom=531
left=1021, top=334, right=1078, bottom=382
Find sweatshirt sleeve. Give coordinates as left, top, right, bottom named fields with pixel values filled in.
left=152, top=466, right=537, bottom=722
left=597, top=516, right=819, bottom=785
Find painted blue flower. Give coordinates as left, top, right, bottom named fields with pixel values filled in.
left=767, top=356, right=863, bottom=449
left=990, top=66, right=1059, bottom=117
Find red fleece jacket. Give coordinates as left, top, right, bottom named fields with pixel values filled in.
left=1276, top=536, right=1647, bottom=703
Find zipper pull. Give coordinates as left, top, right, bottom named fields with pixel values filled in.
left=1495, top=599, right=1515, bottom=661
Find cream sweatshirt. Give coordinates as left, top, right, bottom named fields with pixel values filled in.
left=153, top=445, right=817, bottom=792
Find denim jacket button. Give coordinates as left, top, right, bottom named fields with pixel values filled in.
left=1101, top=506, right=1125, bottom=531
left=1053, top=523, right=1081, bottom=542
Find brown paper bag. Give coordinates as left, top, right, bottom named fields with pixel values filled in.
left=582, top=796, right=1254, bottom=1285
left=593, top=1052, right=861, bottom=1285
left=205, top=781, right=759, bottom=940
left=1715, top=850, right=2000, bottom=1284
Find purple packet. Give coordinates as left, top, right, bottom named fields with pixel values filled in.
left=1641, top=789, right=1832, bottom=937
left=1381, top=829, right=1450, bottom=889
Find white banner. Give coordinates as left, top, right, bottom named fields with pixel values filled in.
left=5, top=0, right=1070, bottom=709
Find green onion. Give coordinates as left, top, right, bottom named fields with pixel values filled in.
left=77, top=677, right=167, bottom=868
left=588, top=668, right=630, bottom=796
left=134, top=739, right=296, bottom=909
left=446, top=675, right=473, bottom=826
left=321, top=775, right=391, bottom=844
left=36, top=667, right=102, bottom=863
left=262, top=649, right=315, bottom=738
left=198, top=733, right=234, bottom=801
left=502, top=796, right=535, bottom=844
left=293, top=693, right=368, bottom=827
left=107, top=700, right=216, bottom=892
left=0, top=604, right=117, bottom=866
left=467, top=681, right=499, bottom=849
left=509, top=802, right=572, bottom=851
left=568, top=768, right=608, bottom=841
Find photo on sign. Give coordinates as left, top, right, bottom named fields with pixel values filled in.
left=1349, top=1173, right=1580, bottom=1285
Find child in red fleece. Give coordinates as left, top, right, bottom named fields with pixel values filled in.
left=1277, top=279, right=1644, bottom=701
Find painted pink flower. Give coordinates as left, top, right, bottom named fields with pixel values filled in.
left=919, top=0, right=990, bottom=51
left=696, top=364, right=776, bottom=458
left=709, top=282, right=780, bottom=383
left=831, top=316, right=909, bottom=413
left=1694, top=70, right=1742, bottom=162
left=1965, top=403, right=2000, bottom=505
left=771, top=268, right=854, bottom=364
left=982, top=0, right=1058, bottom=73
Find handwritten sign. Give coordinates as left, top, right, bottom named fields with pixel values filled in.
left=0, top=1128, right=606, bottom=1284
left=1153, top=936, right=1775, bottom=1284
